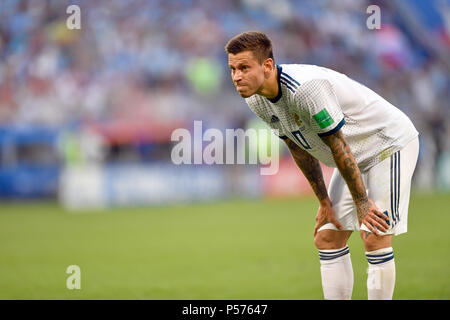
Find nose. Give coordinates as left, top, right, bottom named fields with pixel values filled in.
left=233, top=70, right=242, bottom=83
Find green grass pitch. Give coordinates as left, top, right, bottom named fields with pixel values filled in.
left=0, top=192, right=449, bottom=299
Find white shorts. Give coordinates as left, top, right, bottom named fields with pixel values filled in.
left=318, top=137, right=419, bottom=236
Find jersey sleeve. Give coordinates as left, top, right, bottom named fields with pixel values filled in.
left=295, top=79, right=345, bottom=137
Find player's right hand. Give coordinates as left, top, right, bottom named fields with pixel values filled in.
left=314, top=199, right=343, bottom=237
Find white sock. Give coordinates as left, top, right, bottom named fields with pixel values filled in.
left=319, top=246, right=353, bottom=300
left=366, top=247, right=396, bottom=300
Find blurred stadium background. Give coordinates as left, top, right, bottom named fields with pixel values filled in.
left=0, top=0, right=449, bottom=299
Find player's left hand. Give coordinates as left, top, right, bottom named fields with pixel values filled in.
left=358, top=199, right=390, bottom=236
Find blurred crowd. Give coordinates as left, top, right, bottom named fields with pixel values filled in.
left=0, top=0, right=449, bottom=188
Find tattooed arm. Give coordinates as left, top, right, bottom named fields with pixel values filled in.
left=285, top=138, right=328, bottom=202
left=320, top=130, right=389, bottom=234
left=284, top=137, right=343, bottom=234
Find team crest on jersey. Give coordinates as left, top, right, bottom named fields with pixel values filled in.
left=292, top=113, right=302, bottom=127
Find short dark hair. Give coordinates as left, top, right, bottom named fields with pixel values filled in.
left=225, top=31, right=274, bottom=64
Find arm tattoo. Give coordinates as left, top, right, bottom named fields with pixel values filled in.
left=321, top=130, right=370, bottom=219
left=285, top=139, right=329, bottom=202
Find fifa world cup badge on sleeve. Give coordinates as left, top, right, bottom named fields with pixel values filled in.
left=313, top=108, right=334, bottom=129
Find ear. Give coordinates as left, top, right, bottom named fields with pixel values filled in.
left=263, top=58, right=275, bottom=75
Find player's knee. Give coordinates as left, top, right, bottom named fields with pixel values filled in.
left=314, top=230, right=347, bottom=250
left=360, top=231, right=392, bottom=251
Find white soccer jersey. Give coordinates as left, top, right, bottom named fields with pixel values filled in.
left=245, top=64, right=419, bottom=171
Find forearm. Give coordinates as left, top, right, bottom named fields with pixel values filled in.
left=322, top=132, right=369, bottom=218
left=286, top=139, right=329, bottom=203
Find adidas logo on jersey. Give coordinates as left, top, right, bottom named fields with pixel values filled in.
left=271, top=115, right=280, bottom=123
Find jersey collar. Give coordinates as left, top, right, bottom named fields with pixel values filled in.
left=267, top=64, right=283, bottom=103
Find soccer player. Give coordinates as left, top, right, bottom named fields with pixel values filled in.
left=225, top=31, right=419, bottom=300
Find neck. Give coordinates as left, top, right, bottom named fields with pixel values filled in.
left=257, top=66, right=279, bottom=99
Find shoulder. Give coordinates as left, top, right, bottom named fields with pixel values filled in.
left=280, top=63, right=329, bottom=84
left=279, top=65, right=302, bottom=92
left=280, top=64, right=336, bottom=97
